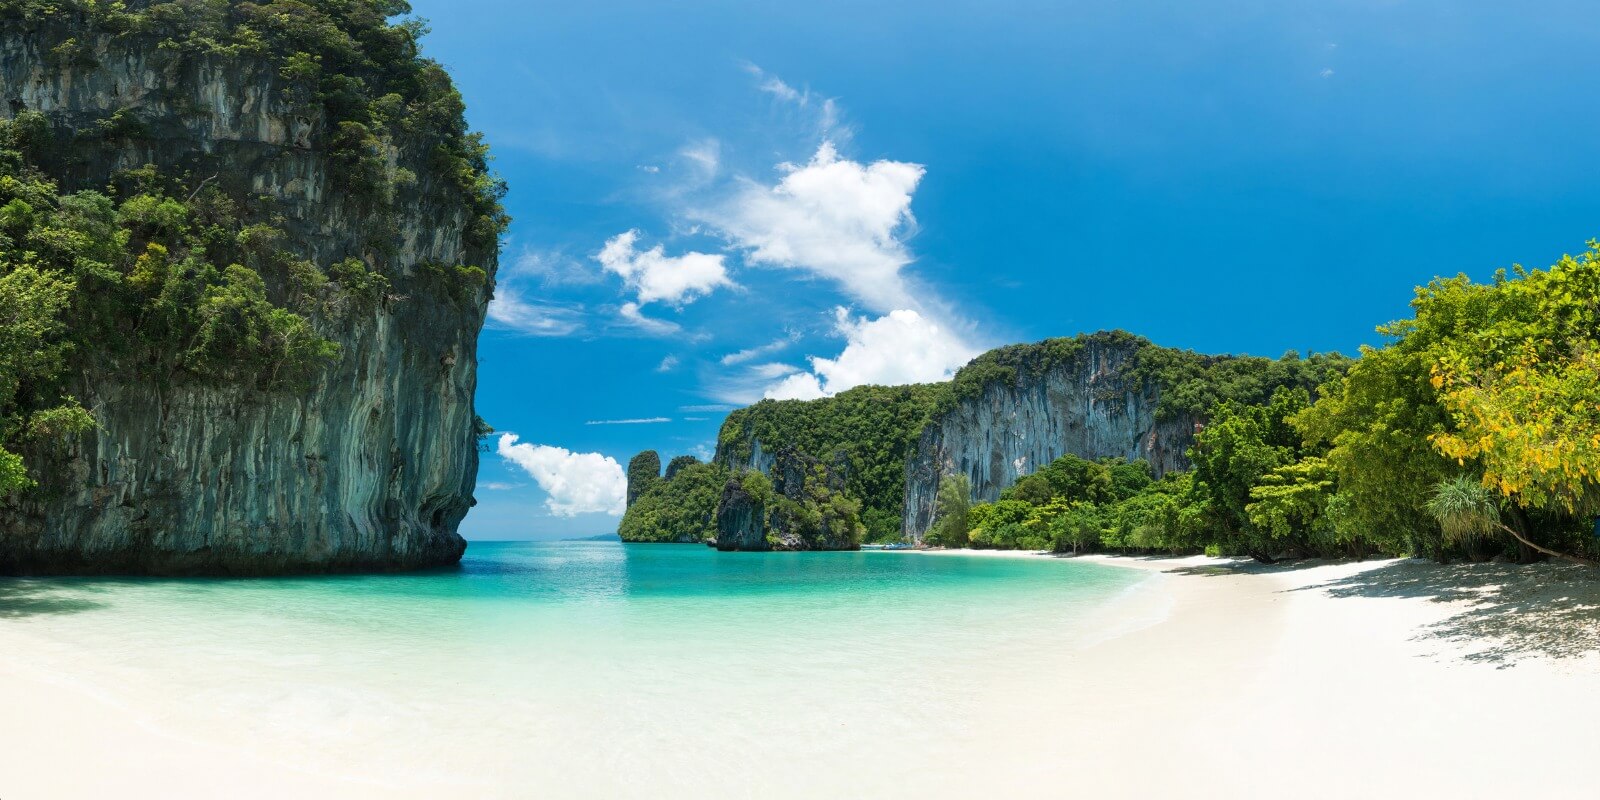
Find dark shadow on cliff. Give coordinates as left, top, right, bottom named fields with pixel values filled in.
left=1293, top=559, right=1600, bottom=667
left=0, top=580, right=107, bottom=618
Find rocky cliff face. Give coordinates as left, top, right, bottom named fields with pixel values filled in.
left=0, top=24, right=494, bottom=574
left=902, top=337, right=1197, bottom=540
left=712, top=479, right=765, bottom=551
left=714, top=447, right=862, bottom=551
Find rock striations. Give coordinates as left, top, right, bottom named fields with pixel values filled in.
left=901, top=335, right=1197, bottom=539
left=712, top=333, right=1221, bottom=546
left=0, top=8, right=499, bottom=574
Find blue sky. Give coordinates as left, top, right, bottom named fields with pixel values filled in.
left=408, top=0, right=1600, bottom=539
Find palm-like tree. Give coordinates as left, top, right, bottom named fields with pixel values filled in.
left=1425, top=476, right=1597, bottom=566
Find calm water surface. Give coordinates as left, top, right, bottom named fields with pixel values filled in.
left=5, top=542, right=1152, bottom=794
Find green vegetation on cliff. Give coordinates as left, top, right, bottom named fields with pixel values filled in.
left=951, top=241, right=1600, bottom=565
left=715, top=332, right=1348, bottom=543
left=718, top=383, right=944, bottom=540
left=944, top=328, right=1350, bottom=420
left=619, top=461, right=727, bottom=543
left=2, top=0, right=508, bottom=248
left=0, top=0, right=506, bottom=495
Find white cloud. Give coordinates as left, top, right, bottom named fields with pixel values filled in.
left=755, top=72, right=802, bottom=104
left=743, top=63, right=845, bottom=138
left=708, top=361, right=807, bottom=405
left=657, top=355, right=680, bottom=372
left=486, top=246, right=590, bottom=336
left=765, top=371, right=826, bottom=401
left=637, top=164, right=661, bottom=173
left=680, top=404, right=736, bottom=412
left=585, top=417, right=672, bottom=425
left=510, top=247, right=600, bottom=287
left=478, top=481, right=524, bottom=491
left=487, top=287, right=584, bottom=337
left=618, top=302, right=681, bottom=336
left=764, top=307, right=978, bottom=399
left=720, top=330, right=801, bottom=366
left=1319, top=68, right=1335, bottom=78
left=598, top=229, right=733, bottom=307
left=681, top=139, right=721, bottom=178
left=699, top=141, right=925, bottom=312
left=496, top=434, right=627, bottom=517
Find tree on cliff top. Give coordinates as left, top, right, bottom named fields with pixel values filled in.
left=626, top=450, right=661, bottom=508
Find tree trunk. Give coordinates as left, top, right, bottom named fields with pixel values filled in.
left=1494, top=521, right=1599, bottom=568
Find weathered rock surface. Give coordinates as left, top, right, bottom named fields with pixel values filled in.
left=714, top=447, right=861, bottom=551
left=902, top=337, right=1197, bottom=540
left=713, top=478, right=765, bottom=551
left=0, top=29, right=492, bottom=574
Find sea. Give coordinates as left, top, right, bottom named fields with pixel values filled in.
left=2, top=541, right=1157, bottom=796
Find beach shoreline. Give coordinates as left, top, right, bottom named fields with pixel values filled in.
left=4, top=549, right=1599, bottom=798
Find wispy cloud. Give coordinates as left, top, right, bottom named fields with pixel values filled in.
left=585, top=417, right=672, bottom=425
left=487, top=287, right=585, bottom=337
left=708, top=361, right=806, bottom=405
left=720, top=330, right=802, bottom=366
left=657, top=355, right=680, bottom=372
left=617, top=302, right=682, bottom=336
left=478, top=481, right=525, bottom=491
left=680, top=404, right=736, bottom=412
left=680, top=139, right=721, bottom=179
left=743, top=63, right=845, bottom=138
left=509, top=246, right=601, bottom=288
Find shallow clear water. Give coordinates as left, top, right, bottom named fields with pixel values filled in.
left=4, top=542, right=1152, bottom=795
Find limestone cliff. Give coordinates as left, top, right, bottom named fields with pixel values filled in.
left=714, top=447, right=862, bottom=551
left=0, top=6, right=500, bottom=574
left=712, top=331, right=1344, bottom=544
left=901, top=335, right=1197, bottom=539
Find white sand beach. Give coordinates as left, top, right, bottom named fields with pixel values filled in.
left=4, top=553, right=1599, bottom=799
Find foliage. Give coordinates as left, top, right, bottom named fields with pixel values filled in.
left=925, top=473, right=971, bottom=548
left=1293, top=336, right=1455, bottom=559
left=718, top=382, right=944, bottom=540
left=625, top=450, right=660, bottom=505
left=664, top=454, right=700, bottom=480
left=1049, top=501, right=1105, bottom=554
left=765, top=464, right=866, bottom=549
left=618, top=461, right=727, bottom=543
left=0, top=264, right=80, bottom=492
left=1424, top=476, right=1500, bottom=543
left=1245, top=456, right=1340, bottom=552
left=1426, top=245, right=1600, bottom=517
left=0, top=2, right=506, bottom=494
left=0, top=0, right=509, bottom=248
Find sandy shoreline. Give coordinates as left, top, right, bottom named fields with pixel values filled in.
left=4, top=551, right=1600, bottom=798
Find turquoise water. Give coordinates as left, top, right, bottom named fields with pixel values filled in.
left=4, top=542, right=1151, bottom=795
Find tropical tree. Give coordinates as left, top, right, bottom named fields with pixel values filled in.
left=926, top=473, right=972, bottom=548
left=1425, top=477, right=1598, bottom=567
left=1428, top=244, right=1600, bottom=522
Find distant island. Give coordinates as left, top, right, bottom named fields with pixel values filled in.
left=623, top=258, right=1600, bottom=567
